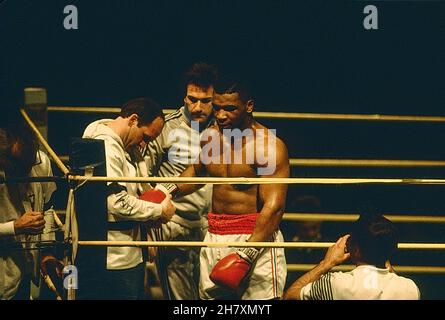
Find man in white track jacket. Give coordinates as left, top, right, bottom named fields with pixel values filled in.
left=83, top=97, right=176, bottom=299
left=143, top=63, right=217, bottom=299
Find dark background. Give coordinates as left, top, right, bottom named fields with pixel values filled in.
left=1, top=0, right=445, bottom=299
left=1, top=0, right=444, bottom=113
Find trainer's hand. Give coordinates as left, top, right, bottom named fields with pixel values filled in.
left=14, top=212, right=45, bottom=235
left=139, top=189, right=176, bottom=223
left=322, top=234, right=351, bottom=269
left=210, top=247, right=260, bottom=291
left=160, top=194, right=175, bottom=223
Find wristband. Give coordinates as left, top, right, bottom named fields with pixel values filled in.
left=237, top=247, right=260, bottom=264
left=156, top=183, right=179, bottom=198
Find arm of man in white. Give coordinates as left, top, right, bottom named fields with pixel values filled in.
left=284, top=235, right=350, bottom=300
left=144, top=133, right=164, bottom=176
left=0, top=221, right=15, bottom=237
left=105, top=140, right=163, bottom=221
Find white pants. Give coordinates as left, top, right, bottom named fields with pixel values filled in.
left=199, top=231, right=287, bottom=300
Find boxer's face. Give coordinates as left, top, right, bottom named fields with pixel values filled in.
left=213, top=92, right=253, bottom=130
left=184, top=84, right=214, bottom=123
left=126, top=116, right=164, bottom=150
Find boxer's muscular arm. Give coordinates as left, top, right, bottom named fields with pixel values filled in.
left=248, top=138, right=289, bottom=242
left=176, top=162, right=207, bottom=197
left=158, top=135, right=210, bottom=198
left=209, top=138, right=289, bottom=290
left=174, top=134, right=211, bottom=196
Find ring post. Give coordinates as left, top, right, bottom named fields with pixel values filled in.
left=24, top=87, right=48, bottom=140
left=69, top=138, right=108, bottom=299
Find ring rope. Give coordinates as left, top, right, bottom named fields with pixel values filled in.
left=287, top=264, right=445, bottom=274
left=282, top=213, right=445, bottom=223
left=254, top=112, right=445, bottom=122
left=48, top=106, right=121, bottom=113
left=52, top=210, right=445, bottom=223
left=68, top=175, right=445, bottom=185
left=76, top=240, right=445, bottom=250
left=289, top=158, right=445, bottom=168
left=58, top=155, right=445, bottom=168
left=0, top=176, right=63, bottom=183
left=20, top=109, right=70, bottom=175
left=47, top=106, right=445, bottom=123
left=5, top=175, right=445, bottom=186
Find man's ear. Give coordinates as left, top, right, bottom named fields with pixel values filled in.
left=246, top=100, right=254, bottom=114
left=128, top=114, right=139, bottom=126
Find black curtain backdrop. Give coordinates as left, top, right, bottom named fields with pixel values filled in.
left=1, top=1, right=444, bottom=113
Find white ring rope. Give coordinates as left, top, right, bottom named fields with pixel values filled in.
left=68, top=175, right=445, bottom=185
left=76, top=240, right=445, bottom=250
left=47, top=106, right=445, bottom=123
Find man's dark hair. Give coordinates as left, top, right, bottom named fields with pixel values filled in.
left=183, top=62, right=218, bottom=91
left=120, top=97, right=164, bottom=126
left=348, top=208, right=398, bottom=267
left=0, top=107, right=36, bottom=142
left=0, top=107, right=38, bottom=175
left=214, top=74, right=252, bottom=103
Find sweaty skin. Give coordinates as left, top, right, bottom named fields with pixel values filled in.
left=177, top=92, right=289, bottom=243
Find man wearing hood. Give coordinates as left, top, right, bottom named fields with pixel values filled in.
left=82, top=97, right=175, bottom=299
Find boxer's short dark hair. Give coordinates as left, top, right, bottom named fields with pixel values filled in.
left=214, top=74, right=252, bottom=103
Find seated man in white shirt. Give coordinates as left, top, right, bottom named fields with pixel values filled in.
left=283, top=210, right=420, bottom=300
left=0, top=108, right=60, bottom=300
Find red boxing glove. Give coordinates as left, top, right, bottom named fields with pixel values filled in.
left=210, top=247, right=260, bottom=291
left=139, top=189, right=166, bottom=203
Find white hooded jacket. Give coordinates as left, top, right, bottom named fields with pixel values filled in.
left=83, top=119, right=162, bottom=270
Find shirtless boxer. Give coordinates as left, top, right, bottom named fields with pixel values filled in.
left=156, top=76, right=290, bottom=299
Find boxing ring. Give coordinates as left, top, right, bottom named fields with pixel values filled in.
left=4, top=90, right=445, bottom=299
